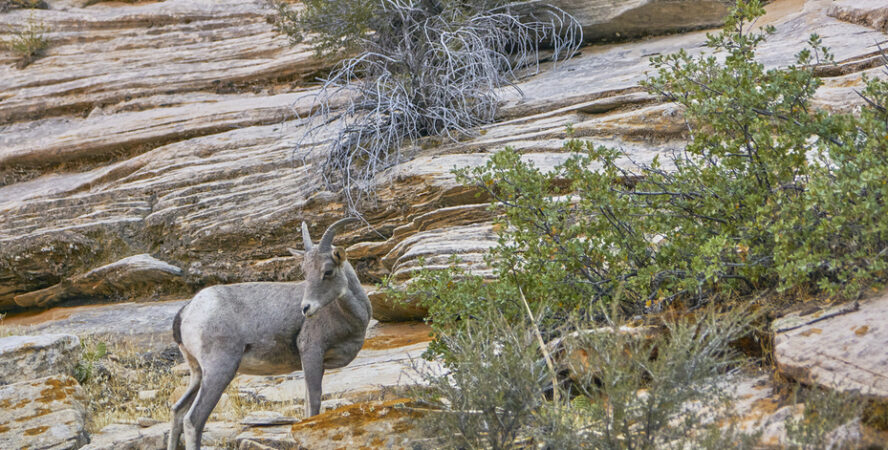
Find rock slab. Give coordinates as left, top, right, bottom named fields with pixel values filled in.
left=0, top=333, right=79, bottom=384
left=13, top=254, right=185, bottom=309
left=552, top=0, right=733, bottom=41
left=774, top=291, right=888, bottom=400
left=0, top=374, right=88, bottom=450
left=237, top=399, right=425, bottom=450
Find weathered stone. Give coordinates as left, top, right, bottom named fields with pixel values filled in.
left=13, top=254, right=185, bottom=308
left=237, top=399, right=425, bottom=450
left=237, top=425, right=299, bottom=450
left=0, top=375, right=88, bottom=450
left=774, top=291, right=888, bottom=399
left=83, top=421, right=239, bottom=450
left=552, top=0, right=733, bottom=41
left=0, top=333, right=79, bottom=384
left=241, top=411, right=300, bottom=427
left=828, top=0, right=888, bottom=31
left=3, top=300, right=187, bottom=352
left=0, top=0, right=325, bottom=125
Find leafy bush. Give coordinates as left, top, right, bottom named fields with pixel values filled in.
left=1, top=16, right=49, bottom=68
left=439, top=0, right=888, bottom=323
left=273, top=0, right=582, bottom=210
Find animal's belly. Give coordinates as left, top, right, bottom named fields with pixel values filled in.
left=238, top=347, right=301, bottom=376
left=323, top=339, right=363, bottom=370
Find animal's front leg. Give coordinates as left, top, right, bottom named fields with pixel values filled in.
left=302, top=353, right=324, bottom=417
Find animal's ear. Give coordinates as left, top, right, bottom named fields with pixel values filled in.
left=287, top=248, right=304, bottom=257
left=332, top=246, right=347, bottom=265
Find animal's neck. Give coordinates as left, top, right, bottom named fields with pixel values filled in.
left=333, top=262, right=371, bottom=329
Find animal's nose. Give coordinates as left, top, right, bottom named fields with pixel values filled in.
left=302, top=304, right=311, bottom=316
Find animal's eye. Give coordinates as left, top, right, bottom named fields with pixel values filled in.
left=323, top=270, right=333, bottom=279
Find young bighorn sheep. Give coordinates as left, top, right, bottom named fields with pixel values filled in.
left=167, top=218, right=370, bottom=450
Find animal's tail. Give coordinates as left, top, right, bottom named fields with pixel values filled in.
left=172, top=303, right=186, bottom=344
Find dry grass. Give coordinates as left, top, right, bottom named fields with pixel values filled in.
left=0, top=16, right=49, bottom=68
left=76, top=336, right=302, bottom=433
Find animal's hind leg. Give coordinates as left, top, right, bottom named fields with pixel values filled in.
left=182, top=350, right=242, bottom=450
left=168, top=346, right=201, bottom=450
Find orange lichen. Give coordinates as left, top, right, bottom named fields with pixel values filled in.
left=23, top=426, right=48, bottom=436
left=292, top=398, right=420, bottom=434
left=798, top=328, right=822, bottom=337
left=0, top=424, right=9, bottom=433
left=854, top=325, right=870, bottom=336
left=36, top=377, right=77, bottom=404
left=362, top=322, right=433, bottom=351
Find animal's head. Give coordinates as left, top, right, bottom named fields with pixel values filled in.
left=292, top=218, right=359, bottom=318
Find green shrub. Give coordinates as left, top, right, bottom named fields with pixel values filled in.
left=74, top=338, right=107, bottom=384
left=273, top=0, right=582, bottom=210
left=1, top=16, right=49, bottom=68
left=442, top=0, right=888, bottom=323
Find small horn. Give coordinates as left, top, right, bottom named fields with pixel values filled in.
left=318, top=218, right=360, bottom=252
left=301, top=222, right=313, bottom=251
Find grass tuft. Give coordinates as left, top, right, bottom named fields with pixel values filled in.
left=1, top=16, right=49, bottom=69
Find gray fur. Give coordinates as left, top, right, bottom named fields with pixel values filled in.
left=167, top=219, right=370, bottom=450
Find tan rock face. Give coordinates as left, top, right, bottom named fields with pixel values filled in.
left=0, top=333, right=79, bottom=384
left=0, top=374, right=88, bottom=450
left=828, top=0, right=888, bottom=32
left=774, top=291, right=888, bottom=400
left=0, top=0, right=885, bottom=322
left=552, top=0, right=733, bottom=41
left=13, top=254, right=185, bottom=309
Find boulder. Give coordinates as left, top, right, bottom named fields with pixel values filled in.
left=0, top=334, right=79, bottom=384
left=13, top=254, right=185, bottom=309
left=552, top=0, right=734, bottom=41
left=774, top=291, right=888, bottom=400
left=0, top=375, right=88, bottom=450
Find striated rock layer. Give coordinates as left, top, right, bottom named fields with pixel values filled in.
left=774, top=290, right=888, bottom=400
left=0, top=0, right=886, bottom=320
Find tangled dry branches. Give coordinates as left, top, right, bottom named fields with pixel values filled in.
left=290, top=0, right=582, bottom=211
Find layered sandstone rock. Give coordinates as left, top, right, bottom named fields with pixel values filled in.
left=0, top=0, right=885, bottom=322
left=0, top=333, right=79, bottom=384
left=551, top=0, right=734, bottom=41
